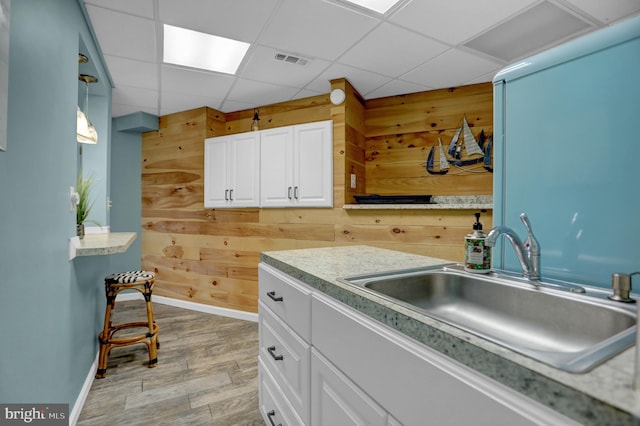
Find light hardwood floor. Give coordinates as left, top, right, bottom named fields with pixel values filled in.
left=78, top=300, right=264, bottom=425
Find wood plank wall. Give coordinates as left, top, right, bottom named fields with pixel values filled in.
left=141, top=80, right=493, bottom=313
left=364, top=83, right=494, bottom=196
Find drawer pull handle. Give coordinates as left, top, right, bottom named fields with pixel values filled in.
left=267, top=291, right=283, bottom=302
left=267, top=410, right=281, bottom=426
left=267, top=346, right=284, bottom=361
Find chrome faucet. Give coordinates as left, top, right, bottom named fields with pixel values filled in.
left=485, top=213, right=540, bottom=280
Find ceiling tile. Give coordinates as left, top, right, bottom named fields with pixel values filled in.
left=226, top=79, right=300, bottom=106
left=338, top=23, right=449, bottom=78
left=389, top=0, right=539, bottom=45
left=159, top=90, right=223, bottom=116
left=85, top=0, right=154, bottom=18
left=401, top=48, right=503, bottom=88
left=219, top=99, right=258, bottom=113
left=291, top=88, right=326, bottom=100
left=112, top=85, right=158, bottom=110
left=161, top=65, right=236, bottom=98
left=104, top=55, right=157, bottom=90
left=258, top=0, right=380, bottom=60
left=240, top=46, right=331, bottom=88
left=365, top=79, right=432, bottom=99
left=86, top=5, right=157, bottom=62
left=112, top=102, right=157, bottom=118
left=158, top=0, right=279, bottom=42
left=305, top=63, right=392, bottom=96
left=564, top=0, right=640, bottom=23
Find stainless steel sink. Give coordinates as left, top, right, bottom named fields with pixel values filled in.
left=339, top=264, right=636, bottom=373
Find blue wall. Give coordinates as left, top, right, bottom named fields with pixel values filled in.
left=492, top=16, right=640, bottom=287
left=109, top=112, right=158, bottom=273
left=0, top=0, right=112, bottom=412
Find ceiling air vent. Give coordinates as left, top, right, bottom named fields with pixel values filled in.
left=274, top=52, right=310, bottom=66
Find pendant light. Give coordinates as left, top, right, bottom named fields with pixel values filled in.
left=77, top=73, right=99, bottom=144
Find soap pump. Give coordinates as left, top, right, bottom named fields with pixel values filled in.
left=464, top=212, right=492, bottom=273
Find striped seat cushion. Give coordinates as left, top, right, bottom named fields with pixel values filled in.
left=105, top=270, right=156, bottom=284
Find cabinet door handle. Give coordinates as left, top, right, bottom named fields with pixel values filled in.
left=267, top=291, right=283, bottom=302
left=229, top=189, right=233, bottom=200
left=294, top=186, right=299, bottom=200
left=287, top=186, right=292, bottom=200
left=225, top=189, right=229, bottom=201
left=266, top=410, right=281, bottom=426
left=267, top=346, right=284, bottom=361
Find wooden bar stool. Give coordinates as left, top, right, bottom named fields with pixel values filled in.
left=95, top=271, right=159, bottom=379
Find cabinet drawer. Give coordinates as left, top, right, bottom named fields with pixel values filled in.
left=259, top=301, right=310, bottom=423
left=259, top=358, right=304, bottom=426
left=259, top=263, right=311, bottom=341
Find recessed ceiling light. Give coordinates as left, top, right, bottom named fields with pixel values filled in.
left=163, top=24, right=250, bottom=74
left=341, top=0, right=402, bottom=14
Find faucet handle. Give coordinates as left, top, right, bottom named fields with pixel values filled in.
left=519, top=213, right=540, bottom=252
left=608, top=272, right=640, bottom=303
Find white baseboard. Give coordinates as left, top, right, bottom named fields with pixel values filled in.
left=70, top=351, right=99, bottom=426
left=115, top=293, right=259, bottom=323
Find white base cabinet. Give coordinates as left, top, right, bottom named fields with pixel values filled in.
left=258, top=263, right=579, bottom=426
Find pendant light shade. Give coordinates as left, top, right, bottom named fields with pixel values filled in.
left=77, top=73, right=98, bottom=144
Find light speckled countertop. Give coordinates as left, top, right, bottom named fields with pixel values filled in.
left=69, top=232, right=137, bottom=260
left=261, top=245, right=640, bottom=426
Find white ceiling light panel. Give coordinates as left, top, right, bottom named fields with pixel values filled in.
left=163, top=24, right=250, bottom=74
left=340, top=0, right=402, bottom=14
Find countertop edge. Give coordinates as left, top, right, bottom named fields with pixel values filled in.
left=69, top=232, right=137, bottom=260
left=260, top=246, right=637, bottom=426
left=344, top=195, right=493, bottom=210
left=343, top=203, right=493, bottom=210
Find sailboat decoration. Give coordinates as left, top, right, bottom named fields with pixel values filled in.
left=426, top=115, right=492, bottom=174
left=426, top=138, right=450, bottom=175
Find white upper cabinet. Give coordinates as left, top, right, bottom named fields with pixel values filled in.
left=204, top=132, right=260, bottom=208
left=261, top=120, right=333, bottom=208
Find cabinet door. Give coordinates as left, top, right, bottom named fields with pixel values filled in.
left=294, top=121, right=333, bottom=207
left=204, top=136, right=231, bottom=208
left=229, top=132, right=260, bottom=207
left=312, top=292, right=580, bottom=426
left=260, top=126, right=294, bottom=207
left=311, top=348, right=387, bottom=426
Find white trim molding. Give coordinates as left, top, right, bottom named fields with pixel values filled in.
left=115, top=293, right=259, bottom=323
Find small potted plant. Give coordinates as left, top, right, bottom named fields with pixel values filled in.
left=76, top=174, right=100, bottom=238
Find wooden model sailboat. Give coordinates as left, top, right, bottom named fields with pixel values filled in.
left=426, top=138, right=450, bottom=175
left=447, top=115, right=484, bottom=166
left=426, top=115, right=488, bottom=174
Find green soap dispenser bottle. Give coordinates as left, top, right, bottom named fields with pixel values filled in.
left=464, top=212, right=491, bottom=273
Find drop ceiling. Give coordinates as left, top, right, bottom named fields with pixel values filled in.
left=83, top=0, right=640, bottom=118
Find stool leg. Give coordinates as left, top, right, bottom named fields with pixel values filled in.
left=144, top=281, right=158, bottom=368
left=96, top=284, right=117, bottom=379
